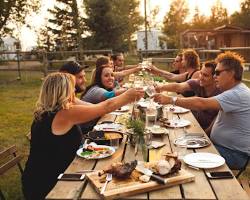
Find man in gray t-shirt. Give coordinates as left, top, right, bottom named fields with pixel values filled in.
left=153, top=51, right=250, bottom=170
left=211, top=83, right=250, bottom=157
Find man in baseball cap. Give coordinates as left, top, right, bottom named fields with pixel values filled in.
left=59, top=61, right=89, bottom=93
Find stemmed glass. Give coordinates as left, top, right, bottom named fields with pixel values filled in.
left=145, top=85, right=156, bottom=97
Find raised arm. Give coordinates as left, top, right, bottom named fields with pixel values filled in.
left=53, top=88, right=144, bottom=134
left=114, top=65, right=141, bottom=79
left=153, top=93, right=221, bottom=111
left=155, top=82, right=192, bottom=94
left=148, top=65, right=188, bottom=82
left=74, top=97, right=92, bottom=105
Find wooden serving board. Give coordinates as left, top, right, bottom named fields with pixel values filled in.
left=86, top=169, right=195, bottom=199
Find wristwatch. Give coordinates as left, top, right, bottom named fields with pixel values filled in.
left=171, top=96, right=177, bottom=106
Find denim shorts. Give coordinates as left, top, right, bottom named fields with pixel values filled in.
left=214, top=144, right=249, bottom=170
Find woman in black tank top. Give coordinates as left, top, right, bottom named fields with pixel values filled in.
left=181, top=49, right=201, bottom=97
left=182, top=69, right=200, bottom=97
left=22, top=72, right=144, bottom=199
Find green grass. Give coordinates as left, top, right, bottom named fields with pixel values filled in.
left=0, top=71, right=43, bottom=200
left=1, top=63, right=250, bottom=199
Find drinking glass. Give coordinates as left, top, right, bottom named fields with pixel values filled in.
left=110, top=138, right=119, bottom=150
left=143, top=130, right=152, bottom=147
left=134, top=76, right=144, bottom=89
left=145, top=85, right=156, bottom=97
left=145, top=107, right=157, bottom=128
left=128, top=73, right=135, bottom=83
left=163, top=106, right=169, bottom=119
left=176, top=140, right=187, bottom=160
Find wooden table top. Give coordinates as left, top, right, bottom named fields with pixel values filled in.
left=46, top=105, right=249, bottom=200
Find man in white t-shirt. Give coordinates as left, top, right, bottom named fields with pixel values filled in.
left=153, top=51, right=250, bottom=170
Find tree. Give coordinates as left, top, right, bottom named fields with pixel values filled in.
left=83, top=0, right=143, bottom=52
left=46, top=0, right=84, bottom=52
left=208, top=0, right=229, bottom=28
left=231, top=0, right=250, bottom=28
left=0, top=0, right=40, bottom=36
left=148, top=6, right=160, bottom=29
left=37, top=25, right=54, bottom=51
left=162, top=0, right=189, bottom=48
left=191, top=6, right=208, bottom=29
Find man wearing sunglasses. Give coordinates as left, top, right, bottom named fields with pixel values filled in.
left=153, top=51, right=250, bottom=170
left=155, top=60, right=220, bottom=131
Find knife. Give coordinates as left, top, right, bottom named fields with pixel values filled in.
left=135, top=165, right=167, bottom=184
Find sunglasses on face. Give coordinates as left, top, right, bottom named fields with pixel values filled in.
left=214, top=69, right=230, bottom=76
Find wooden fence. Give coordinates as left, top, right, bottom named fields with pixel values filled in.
left=0, top=49, right=112, bottom=79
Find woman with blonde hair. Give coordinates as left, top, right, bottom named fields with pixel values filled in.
left=22, top=72, right=144, bottom=200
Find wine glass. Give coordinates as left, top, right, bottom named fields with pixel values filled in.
left=145, top=85, right=156, bottom=97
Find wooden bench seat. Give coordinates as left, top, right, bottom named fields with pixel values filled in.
left=0, top=145, right=23, bottom=200
left=239, top=179, right=250, bottom=197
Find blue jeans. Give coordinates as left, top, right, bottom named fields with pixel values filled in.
left=214, top=144, right=249, bottom=170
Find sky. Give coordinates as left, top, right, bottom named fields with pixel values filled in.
left=19, top=0, right=243, bottom=50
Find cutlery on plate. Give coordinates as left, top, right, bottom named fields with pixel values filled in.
left=100, top=173, right=112, bottom=194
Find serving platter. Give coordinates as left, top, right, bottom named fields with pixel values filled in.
left=174, top=137, right=210, bottom=149
left=86, top=169, right=195, bottom=199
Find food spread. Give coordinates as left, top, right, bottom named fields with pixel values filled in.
left=79, top=144, right=114, bottom=159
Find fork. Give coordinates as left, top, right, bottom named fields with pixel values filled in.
left=100, top=173, right=112, bottom=194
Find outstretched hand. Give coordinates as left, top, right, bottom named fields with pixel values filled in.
left=145, top=65, right=159, bottom=75
left=152, top=93, right=171, bottom=105
left=125, top=88, right=145, bottom=102
left=154, top=83, right=162, bottom=93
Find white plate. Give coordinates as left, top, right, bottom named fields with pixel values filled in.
left=165, top=119, right=191, bottom=128
left=94, top=123, right=122, bottom=131
left=148, top=125, right=168, bottom=135
left=166, top=106, right=190, bottom=114
left=76, top=145, right=115, bottom=159
left=183, top=153, right=225, bottom=169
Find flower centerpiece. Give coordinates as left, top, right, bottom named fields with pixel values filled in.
left=127, top=119, right=148, bottom=161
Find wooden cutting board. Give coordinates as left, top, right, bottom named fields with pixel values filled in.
left=86, top=169, right=195, bottom=199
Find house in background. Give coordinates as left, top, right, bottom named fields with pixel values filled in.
left=180, top=29, right=215, bottom=49
left=137, top=29, right=167, bottom=51
left=0, top=36, right=21, bottom=60
left=180, top=25, right=250, bottom=61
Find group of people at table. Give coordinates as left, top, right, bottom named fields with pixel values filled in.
left=21, top=50, right=250, bottom=199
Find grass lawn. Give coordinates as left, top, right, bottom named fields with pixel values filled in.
left=0, top=64, right=250, bottom=199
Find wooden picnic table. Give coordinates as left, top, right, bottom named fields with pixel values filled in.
left=46, top=104, right=249, bottom=200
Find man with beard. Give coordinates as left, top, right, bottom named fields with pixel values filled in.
left=59, top=61, right=88, bottom=94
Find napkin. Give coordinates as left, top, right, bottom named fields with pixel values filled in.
left=149, top=141, right=166, bottom=149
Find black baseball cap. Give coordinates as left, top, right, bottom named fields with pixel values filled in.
left=59, top=61, right=89, bottom=75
